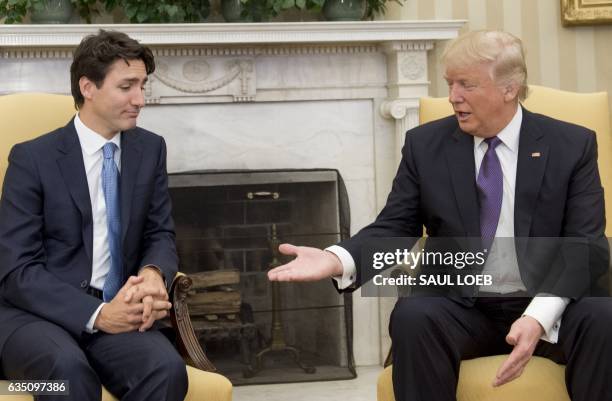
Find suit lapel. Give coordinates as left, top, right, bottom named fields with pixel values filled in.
left=56, top=120, right=93, bottom=263
left=120, top=129, right=143, bottom=243
left=444, top=128, right=481, bottom=237
left=514, top=108, right=549, bottom=238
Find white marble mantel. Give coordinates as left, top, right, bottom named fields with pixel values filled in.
left=0, top=21, right=463, bottom=366
left=0, top=21, right=461, bottom=46
left=0, top=21, right=463, bottom=166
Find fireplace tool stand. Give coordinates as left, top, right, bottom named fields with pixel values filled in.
left=244, top=216, right=315, bottom=377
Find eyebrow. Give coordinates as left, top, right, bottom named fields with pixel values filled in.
left=120, top=77, right=148, bottom=84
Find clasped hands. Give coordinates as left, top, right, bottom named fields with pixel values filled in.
left=94, top=266, right=171, bottom=334
left=268, top=243, right=546, bottom=387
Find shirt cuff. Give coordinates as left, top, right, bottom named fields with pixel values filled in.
left=85, top=302, right=106, bottom=334
left=523, top=296, right=570, bottom=343
left=326, top=245, right=356, bottom=290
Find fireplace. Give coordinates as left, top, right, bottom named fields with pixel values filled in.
left=168, top=169, right=355, bottom=384
left=1, top=22, right=463, bottom=366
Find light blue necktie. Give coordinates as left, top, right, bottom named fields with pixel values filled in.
left=101, top=142, right=123, bottom=302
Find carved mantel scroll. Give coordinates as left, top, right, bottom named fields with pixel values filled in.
left=380, top=98, right=420, bottom=165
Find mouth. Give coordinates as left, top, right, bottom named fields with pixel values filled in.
left=124, top=111, right=140, bottom=118
left=455, top=111, right=471, bottom=122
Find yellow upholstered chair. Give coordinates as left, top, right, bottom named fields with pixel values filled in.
left=377, top=85, right=611, bottom=401
left=0, top=93, right=232, bottom=401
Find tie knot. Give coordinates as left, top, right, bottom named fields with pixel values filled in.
left=484, top=136, right=502, bottom=150
left=102, top=142, right=117, bottom=160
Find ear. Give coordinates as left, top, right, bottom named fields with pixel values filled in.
left=503, top=83, right=520, bottom=102
left=79, top=76, right=96, bottom=103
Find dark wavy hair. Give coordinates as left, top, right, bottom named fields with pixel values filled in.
left=70, top=30, right=155, bottom=108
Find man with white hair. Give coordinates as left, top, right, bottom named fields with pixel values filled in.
left=267, top=30, right=612, bottom=401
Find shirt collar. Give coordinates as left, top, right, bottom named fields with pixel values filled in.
left=473, top=105, right=522, bottom=153
left=74, top=113, right=121, bottom=156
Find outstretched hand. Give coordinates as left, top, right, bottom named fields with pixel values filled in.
left=267, top=243, right=344, bottom=282
left=493, top=316, right=543, bottom=387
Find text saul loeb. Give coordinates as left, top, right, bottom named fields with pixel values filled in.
left=373, top=272, right=493, bottom=287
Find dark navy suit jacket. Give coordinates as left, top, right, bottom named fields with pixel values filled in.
left=339, top=108, right=609, bottom=297
left=0, top=119, right=178, bottom=356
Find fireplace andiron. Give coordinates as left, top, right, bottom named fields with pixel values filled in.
left=244, top=191, right=316, bottom=377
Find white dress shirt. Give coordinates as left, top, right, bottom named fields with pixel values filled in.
left=474, top=107, right=524, bottom=293
left=74, top=113, right=122, bottom=332
left=329, top=105, right=568, bottom=343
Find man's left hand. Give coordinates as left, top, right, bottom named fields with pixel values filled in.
left=125, top=266, right=170, bottom=332
left=493, top=316, right=544, bottom=387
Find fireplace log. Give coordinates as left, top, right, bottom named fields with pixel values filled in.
left=187, top=291, right=241, bottom=316
left=189, top=269, right=239, bottom=289
left=186, top=269, right=242, bottom=318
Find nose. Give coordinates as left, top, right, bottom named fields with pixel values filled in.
left=448, top=84, right=464, bottom=105
left=132, top=87, right=145, bottom=108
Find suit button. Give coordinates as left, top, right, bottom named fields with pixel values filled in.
left=80, top=280, right=88, bottom=288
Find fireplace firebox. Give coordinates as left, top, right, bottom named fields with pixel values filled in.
left=168, top=169, right=355, bottom=385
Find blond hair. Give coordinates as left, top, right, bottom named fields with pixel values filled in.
left=441, top=30, right=529, bottom=101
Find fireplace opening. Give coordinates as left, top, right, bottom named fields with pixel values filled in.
left=168, top=169, right=356, bottom=385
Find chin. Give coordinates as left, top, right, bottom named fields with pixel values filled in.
left=458, top=122, right=476, bottom=136
left=120, top=120, right=138, bottom=131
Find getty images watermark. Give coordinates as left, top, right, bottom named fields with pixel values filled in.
left=358, top=237, right=609, bottom=298
left=371, top=247, right=492, bottom=287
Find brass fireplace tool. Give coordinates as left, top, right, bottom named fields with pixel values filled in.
left=244, top=191, right=315, bottom=377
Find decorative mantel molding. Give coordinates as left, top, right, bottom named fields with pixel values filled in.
left=0, top=20, right=464, bottom=134
left=0, top=44, right=386, bottom=60
left=0, top=21, right=463, bottom=49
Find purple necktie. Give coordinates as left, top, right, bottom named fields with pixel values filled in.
left=477, top=137, right=503, bottom=251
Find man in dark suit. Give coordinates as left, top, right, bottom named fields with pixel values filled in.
left=0, top=30, right=187, bottom=400
left=268, top=30, right=612, bottom=401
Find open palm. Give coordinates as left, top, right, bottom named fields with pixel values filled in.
left=267, top=243, right=343, bottom=282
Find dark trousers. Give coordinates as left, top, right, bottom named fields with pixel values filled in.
left=1, top=320, right=188, bottom=401
left=390, top=297, right=612, bottom=401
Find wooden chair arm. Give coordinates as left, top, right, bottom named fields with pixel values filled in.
left=169, top=273, right=217, bottom=372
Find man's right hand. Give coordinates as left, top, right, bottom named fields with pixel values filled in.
left=94, top=276, right=171, bottom=334
left=267, top=244, right=344, bottom=282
